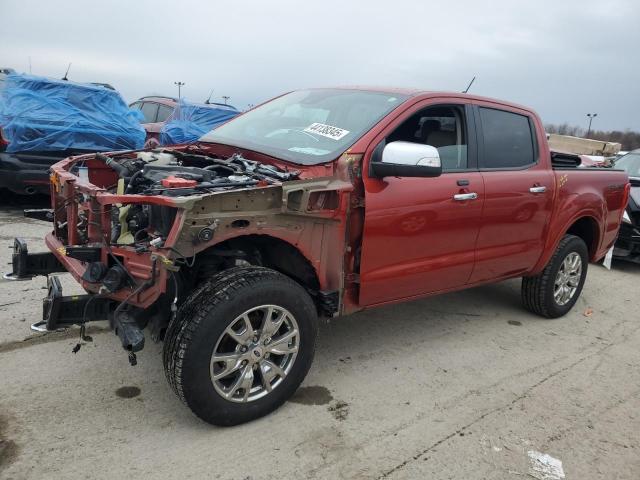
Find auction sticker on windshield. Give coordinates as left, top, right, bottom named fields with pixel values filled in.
left=304, top=123, right=350, bottom=140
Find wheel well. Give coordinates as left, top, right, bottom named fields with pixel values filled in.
left=146, top=237, right=322, bottom=342
left=193, top=234, right=320, bottom=291
left=566, top=216, right=599, bottom=258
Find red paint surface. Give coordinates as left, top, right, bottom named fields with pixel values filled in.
left=46, top=89, right=629, bottom=313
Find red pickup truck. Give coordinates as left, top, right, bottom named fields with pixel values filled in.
left=8, top=87, right=629, bottom=426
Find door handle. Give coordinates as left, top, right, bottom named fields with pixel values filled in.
left=529, top=186, right=547, bottom=194
left=453, top=192, right=478, bottom=201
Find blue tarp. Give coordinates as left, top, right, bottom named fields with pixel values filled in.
left=159, top=99, right=239, bottom=146
left=0, top=73, right=146, bottom=153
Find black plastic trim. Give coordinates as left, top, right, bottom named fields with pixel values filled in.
left=11, top=238, right=66, bottom=278
left=43, top=276, right=114, bottom=330
left=370, top=162, right=442, bottom=178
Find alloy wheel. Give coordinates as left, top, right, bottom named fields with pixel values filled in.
left=210, top=305, right=299, bottom=403
left=553, top=252, right=582, bottom=306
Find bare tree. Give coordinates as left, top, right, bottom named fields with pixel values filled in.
left=545, top=123, right=640, bottom=150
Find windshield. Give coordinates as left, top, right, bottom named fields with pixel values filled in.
left=200, top=89, right=407, bottom=165
left=616, top=152, right=640, bottom=177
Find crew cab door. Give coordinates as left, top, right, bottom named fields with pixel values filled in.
left=359, top=101, right=484, bottom=306
left=468, top=103, right=554, bottom=283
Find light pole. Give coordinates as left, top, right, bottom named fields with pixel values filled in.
left=586, top=113, right=597, bottom=138
left=174, top=81, right=185, bottom=99
left=222, top=95, right=230, bottom=105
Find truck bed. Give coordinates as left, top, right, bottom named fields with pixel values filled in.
left=545, top=166, right=629, bottom=265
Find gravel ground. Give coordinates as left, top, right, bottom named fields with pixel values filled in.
left=1, top=197, right=639, bottom=480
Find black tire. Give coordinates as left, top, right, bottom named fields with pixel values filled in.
left=163, top=266, right=318, bottom=426
left=522, top=234, right=589, bottom=318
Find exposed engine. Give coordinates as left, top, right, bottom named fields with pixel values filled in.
left=95, top=149, right=299, bottom=197
left=84, top=149, right=300, bottom=246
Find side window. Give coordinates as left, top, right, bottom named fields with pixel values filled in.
left=129, top=102, right=142, bottom=110
left=386, top=105, right=468, bottom=171
left=156, top=105, right=174, bottom=123
left=479, top=107, right=535, bottom=169
left=139, top=102, right=159, bottom=123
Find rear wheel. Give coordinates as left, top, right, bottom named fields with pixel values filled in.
left=522, top=234, right=589, bottom=318
left=163, top=266, right=318, bottom=426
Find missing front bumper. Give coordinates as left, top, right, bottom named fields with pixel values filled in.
left=6, top=238, right=146, bottom=354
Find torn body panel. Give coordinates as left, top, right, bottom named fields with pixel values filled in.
left=41, top=146, right=361, bottom=334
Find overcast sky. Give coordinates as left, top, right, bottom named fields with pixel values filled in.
left=1, top=0, right=639, bottom=131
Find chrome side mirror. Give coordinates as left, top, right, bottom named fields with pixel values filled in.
left=371, top=141, right=442, bottom=178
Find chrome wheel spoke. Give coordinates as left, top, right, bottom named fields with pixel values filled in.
left=259, top=359, right=284, bottom=392
left=569, top=254, right=581, bottom=272
left=225, top=314, right=254, bottom=345
left=260, top=307, right=285, bottom=340
left=239, top=367, right=255, bottom=402
left=225, top=365, right=254, bottom=401
left=267, top=329, right=298, bottom=355
left=211, top=352, right=244, bottom=380
left=554, top=285, right=561, bottom=302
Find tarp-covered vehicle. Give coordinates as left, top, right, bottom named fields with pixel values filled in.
left=159, top=100, right=239, bottom=146
left=0, top=73, right=145, bottom=194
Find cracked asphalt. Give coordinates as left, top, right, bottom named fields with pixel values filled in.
left=1, top=197, right=639, bottom=479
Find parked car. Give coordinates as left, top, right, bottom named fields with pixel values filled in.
left=159, top=100, right=239, bottom=146
left=88, top=82, right=116, bottom=90
left=613, top=149, right=640, bottom=262
left=130, top=96, right=239, bottom=148
left=129, top=96, right=177, bottom=148
left=8, top=87, right=629, bottom=426
left=0, top=67, right=16, bottom=86
left=0, top=73, right=145, bottom=195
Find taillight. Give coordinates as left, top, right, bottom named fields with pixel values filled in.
left=622, top=182, right=630, bottom=208
left=0, top=127, right=8, bottom=150
left=620, top=182, right=631, bottom=224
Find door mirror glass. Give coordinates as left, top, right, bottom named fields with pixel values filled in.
left=372, top=141, right=442, bottom=178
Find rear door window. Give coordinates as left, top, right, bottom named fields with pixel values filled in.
left=479, top=107, right=535, bottom=169
left=140, top=102, right=159, bottom=123
left=156, top=105, right=174, bottom=123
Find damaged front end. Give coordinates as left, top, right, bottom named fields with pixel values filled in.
left=7, top=149, right=299, bottom=355
left=8, top=145, right=354, bottom=363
